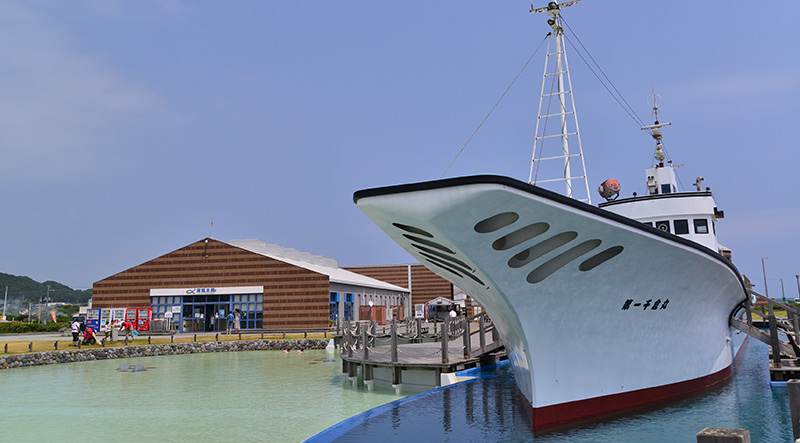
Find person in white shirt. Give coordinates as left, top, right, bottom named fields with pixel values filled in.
left=71, top=320, right=80, bottom=346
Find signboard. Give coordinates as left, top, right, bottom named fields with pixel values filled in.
left=151, top=286, right=264, bottom=296
left=171, top=306, right=181, bottom=313
left=164, top=311, right=173, bottom=319
left=414, top=304, right=425, bottom=319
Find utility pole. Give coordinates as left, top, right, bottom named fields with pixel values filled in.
left=762, top=257, right=770, bottom=298
left=781, top=279, right=786, bottom=302
left=44, top=285, right=52, bottom=325
left=2, top=286, right=7, bottom=321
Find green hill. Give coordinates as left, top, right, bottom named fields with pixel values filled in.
left=0, top=272, right=92, bottom=305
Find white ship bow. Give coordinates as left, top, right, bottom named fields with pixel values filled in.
left=355, top=175, right=747, bottom=429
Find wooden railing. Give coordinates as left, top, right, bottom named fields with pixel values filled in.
left=735, top=289, right=800, bottom=367
left=341, top=312, right=502, bottom=365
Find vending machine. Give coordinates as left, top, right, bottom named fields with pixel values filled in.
left=111, top=308, right=126, bottom=325
left=86, top=309, right=101, bottom=332
left=136, top=308, right=152, bottom=331
left=100, top=309, right=112, bottom=328
left=125, top=308, right=138, bottom=328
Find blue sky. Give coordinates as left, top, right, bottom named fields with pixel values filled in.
left=1, top=1, right=798, bottom=299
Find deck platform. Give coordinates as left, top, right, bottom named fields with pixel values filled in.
left=339, top=315, right=505, bottom=393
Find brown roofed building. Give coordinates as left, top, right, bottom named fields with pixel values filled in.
left=92, top=238, right=409, bottom=332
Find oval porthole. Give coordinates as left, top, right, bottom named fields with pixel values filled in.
left=474, top=212, right=520, bottom=234
left=392, top=223, right=434, bottom=238
left=402, top=234, right=455, bottom=254
left=508, top=231, right=578, bottom=269
left=411, top=243, right=472, bottom=271
left=492, top=222, right=550, bottom=251
left=527, top=239, right=602, bottom=283
left=579, top=246, right=624, bottom=271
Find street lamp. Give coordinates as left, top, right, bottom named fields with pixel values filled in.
left=795, top=274, right=799, bottom=302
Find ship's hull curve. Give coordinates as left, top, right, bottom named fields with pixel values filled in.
left=354, top=175, right=747, bottom=429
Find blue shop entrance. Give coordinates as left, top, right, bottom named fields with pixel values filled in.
left=183, top=295, right=231, bottom=332
left=151, top=289, right=264, bottom=332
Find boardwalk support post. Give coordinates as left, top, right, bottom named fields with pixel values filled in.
left=363, top=327, right=369, bottom=361
left=790, top=380, right=800, bottom=440
left=391, top=318, right=398, bottom=363
left=364, top=364, right=374, bottom=391
left=479, top=315, right=486, bottom=352
left=347, top=360, right=357, bottom=385
left=696, top=428, right=750, bottom=443
left=769, top=314, right=782, bottom=369
left=392, top=366, right=402, bottom=395
left=462, top=318, right=470, bottom=358
left=347, top=322, right=353, bottom=359
left=441, top=320, right=449, bottom=364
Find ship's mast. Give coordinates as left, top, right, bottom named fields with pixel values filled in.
left=640, top=94, right=679, bottom=196
left=640, top=93, right=671, bottom=167
left=528, top=0, right=591, bottom=204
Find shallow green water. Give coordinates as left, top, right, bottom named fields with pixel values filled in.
left=0, top=349, right=405, bottom=442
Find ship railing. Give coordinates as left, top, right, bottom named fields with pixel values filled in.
left=341, top=313, right=502, bottom=364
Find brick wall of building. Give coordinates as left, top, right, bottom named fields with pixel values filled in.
left=344, top=264, right=454, bottom=307
left=92, top=238, right=330, bottom=329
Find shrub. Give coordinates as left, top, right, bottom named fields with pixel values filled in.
left=0, top=322, right=66, bottom=334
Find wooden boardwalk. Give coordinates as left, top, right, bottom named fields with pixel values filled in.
left=737, top=289, right=800, bottom=381
left=339, top=314, right=506, bottom=391
left=343, top=330, right=504, bottom=369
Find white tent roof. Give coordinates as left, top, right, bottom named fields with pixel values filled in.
left=227, top=239, right=409, bottom=293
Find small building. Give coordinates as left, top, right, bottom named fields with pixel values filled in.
left=92, top=238, right=409, bottom=332
left=426, top=296, right=461, bottom=322
left=345, top=263, right=476, bottom=316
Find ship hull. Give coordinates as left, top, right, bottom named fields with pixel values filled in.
left=355, top=175, right=747, bottom=430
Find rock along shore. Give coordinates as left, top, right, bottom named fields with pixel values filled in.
left=0, top=339, right=330, bottom=369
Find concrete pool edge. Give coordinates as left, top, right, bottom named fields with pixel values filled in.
left=0, top=338, right=330, bottom=369
left=304, top=360, right=511, bottom=443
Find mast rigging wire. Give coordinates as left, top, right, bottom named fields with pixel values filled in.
left=559, top=16, right=649, bottom=132
left=441, top=35, right=548, bottom=178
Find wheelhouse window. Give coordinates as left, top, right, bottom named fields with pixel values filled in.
left=655, top=220, right=670, bottom=233
left=694, top=219, right=709, bottom=234
left=674, top=219, right=689, bottom=235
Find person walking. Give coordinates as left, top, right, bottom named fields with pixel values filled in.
left=101, top=320, right=111, bottom=342
left=233, top=309, right=241, bottom=333
left=71, top=319, right=80, bottom=346
left=119, top=320, right=134, bottom=341
left=226, top=311, right=234, bottom=334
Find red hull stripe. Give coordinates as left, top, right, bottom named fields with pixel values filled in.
left=527, top=364, right=735, bottom=430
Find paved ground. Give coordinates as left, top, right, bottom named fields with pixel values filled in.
left=0, top=331, right=229, bottom=342
left=0, top=333, right=72, bottom=342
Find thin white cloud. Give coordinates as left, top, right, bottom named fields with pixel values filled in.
left=683, top=70, right=799, bottom=102
left=0, top=2, right=169, bottom=181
